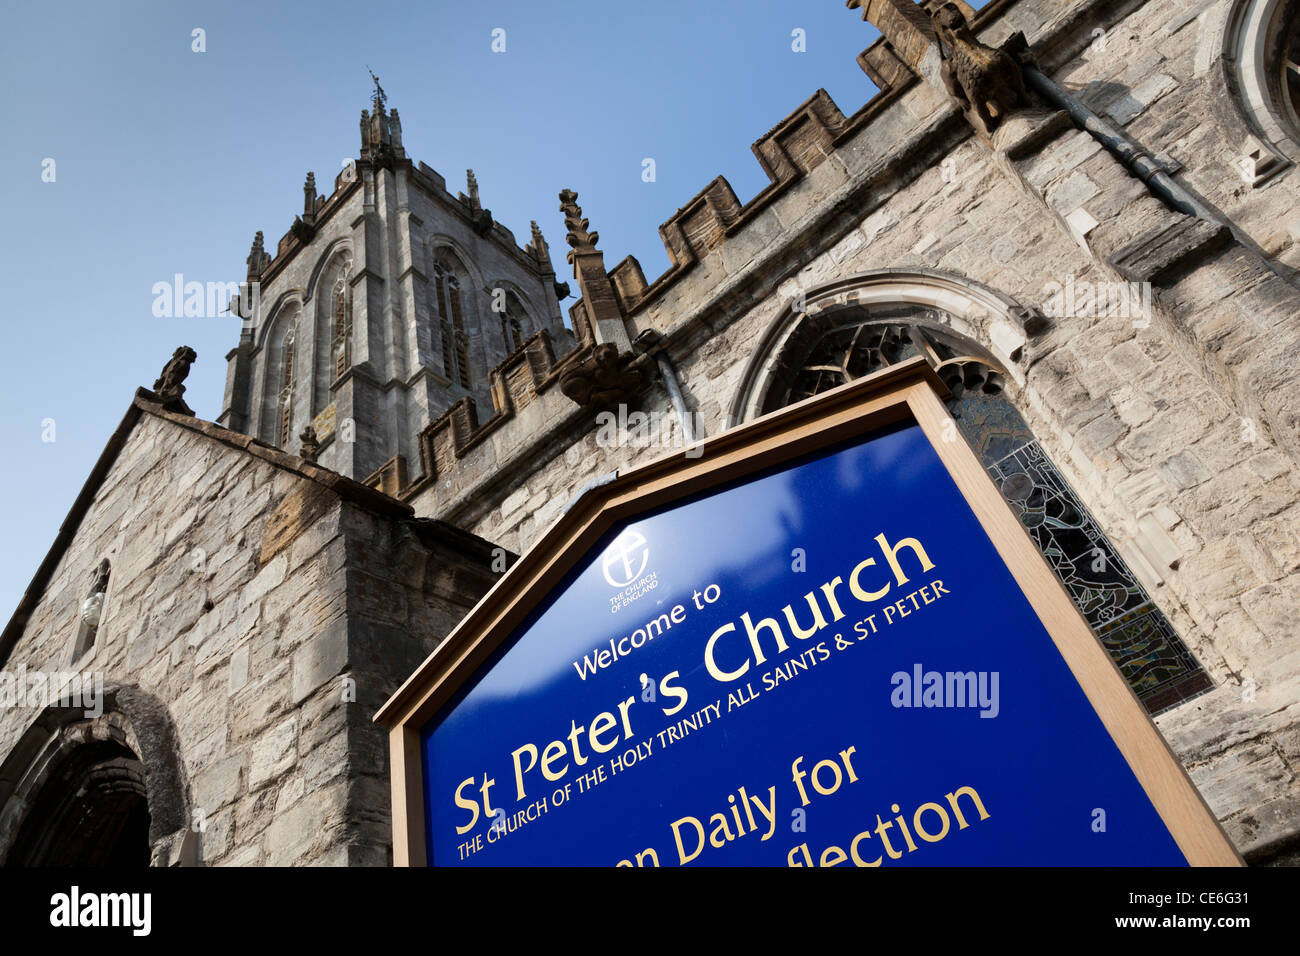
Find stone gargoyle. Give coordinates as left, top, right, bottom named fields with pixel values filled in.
left=932, top=3, right=1029, bottom=137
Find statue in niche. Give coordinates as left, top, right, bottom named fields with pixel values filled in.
left=81, top=559, right=110, bottom=629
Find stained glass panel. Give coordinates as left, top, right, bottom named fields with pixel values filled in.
left=957, top=393, right=1213, bottom=714
left=767, top=314, right=1214, bottom=716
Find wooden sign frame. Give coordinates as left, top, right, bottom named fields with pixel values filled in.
left=374, top=355, right=1242, bottom=867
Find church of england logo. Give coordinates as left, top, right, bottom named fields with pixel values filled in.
left=601, top=529, right=658, bottom=613
left=602, top=530, right=650, bottom=587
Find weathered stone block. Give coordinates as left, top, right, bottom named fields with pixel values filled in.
left=248, top=714, right=299, bottom=791
left=291, top=618, right=350, bottom=705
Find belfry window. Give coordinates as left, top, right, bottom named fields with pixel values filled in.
left=499, top=292, right=525, bottom=354
left=279, top=329, right=296, bottom=446
left=434, top=260, right=471, bottom=389
left=505, top=314, right=524, bottom=353
left=759, top=305, right=1213, bottom=715
left=332, top=276, right=350, bottom=380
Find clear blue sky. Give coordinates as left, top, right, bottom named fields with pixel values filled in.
left=0, top=0, right=888, bottom=617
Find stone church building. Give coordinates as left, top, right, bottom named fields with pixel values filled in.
left=2, top=0, right=1299, bottom=865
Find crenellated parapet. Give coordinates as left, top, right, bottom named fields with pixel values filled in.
left=594, top=87, right=860, bottom=318
left=326, top=1, right=1026, bottom=515
left=390, top=328, right=585, bottom=499
left=335, top=2, right=1022, bottom=507
left=857, top=38, right=916, bottom=93
left=565, top=0, right=1018, bottom=324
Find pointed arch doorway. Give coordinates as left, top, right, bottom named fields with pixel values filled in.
left=0, top=686, right=192, bottom=867
left=7, top=740, right=151, bottom=867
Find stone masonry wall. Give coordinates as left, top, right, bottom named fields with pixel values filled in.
left=0, top=406, right=498, bottom=865
left=1048, top=0, right=1300, bottom=277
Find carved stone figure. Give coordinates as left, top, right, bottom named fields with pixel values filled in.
left=559, top=343, right=648, bottom=409
left=151, top=347, right=197, bottom=414
left=931, top=3, right=1029, bottom=136
left=80, top=559, right=110, bottom=630
left=89, top=558, right=110, bottom=598
left=299, top=425, right=321, bottom=462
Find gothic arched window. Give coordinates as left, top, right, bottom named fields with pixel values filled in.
left=1282, top=8, right=1300, bottom=133
left=279, top=328, right=296, bottom=446
left=758, top=303, right=1212, bottom=715
left=1224, top=0, right=1300, bottom=182
left=331, top=266, right=351, bottom=381
left=310, top=253, right=352, bottom=413
left=434, top=257, right=471, bottom=389
left=498, top=291, right=526, bottom=354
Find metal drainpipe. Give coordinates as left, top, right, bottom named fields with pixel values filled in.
left=632, top=329, right=698, bottom=444
left=1021, top=64, right=1225, bottom=226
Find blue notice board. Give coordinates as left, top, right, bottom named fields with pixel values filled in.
left=418, top=420, right=1189, bottom=866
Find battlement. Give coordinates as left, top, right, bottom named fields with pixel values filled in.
left=604, top=86, right=879, bottom=316
left=575, top=0, right=1019, bottom=322
left=363, top=326, right=606, bottom=503
left=587, top=85, right=902, bottom=320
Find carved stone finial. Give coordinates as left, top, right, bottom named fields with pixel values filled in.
left=467, top=169, right=480, bottom=210
left=299, top=424, right=321, bottom=462
left=930, top=2, right=1029, bottom=137
left=151, top=346, right=197, bottom=415
left=457, top=170, right=492, bottom=235
left=246, top=231, right=270, bottom=281
left=296, top=172, right=320, bottom=240
left=527, top=219, right=552, bottom=264
left=557, top=187, right=632, bottom=350
left=559, top=189, right=600, bottom=263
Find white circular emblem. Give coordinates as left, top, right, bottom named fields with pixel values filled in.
left=602, top=530, right=649, bottom=588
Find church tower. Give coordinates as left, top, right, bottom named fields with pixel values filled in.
left=217, top=83, right=573, bottom=485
